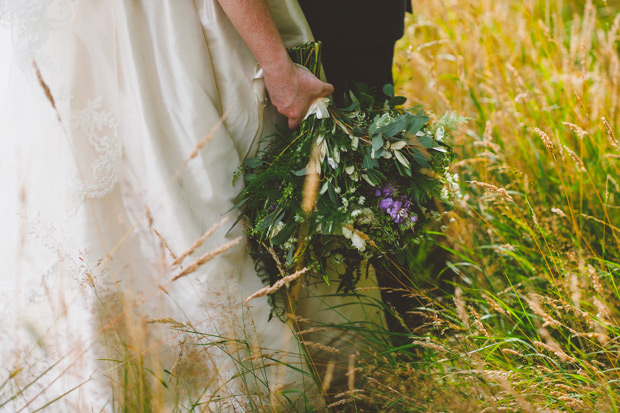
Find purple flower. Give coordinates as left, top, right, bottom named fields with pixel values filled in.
left=374, top=183, right=396, bottom=197
left=378, top=197, right=395, bottom=210
left=382, top=184, right=396, bottom=197
left=386, top=200, right=402, bottom=221
left=411, top=214, right=418, bottom=223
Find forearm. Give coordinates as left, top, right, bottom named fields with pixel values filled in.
left=216, top=0, right=293, bottom=75
left=216, top=0, right=333, bottom=128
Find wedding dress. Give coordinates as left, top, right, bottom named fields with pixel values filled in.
left=0, top=0, right=385, bottom=411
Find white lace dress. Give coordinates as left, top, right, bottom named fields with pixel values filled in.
left=0, top=0, right=385, bottom=411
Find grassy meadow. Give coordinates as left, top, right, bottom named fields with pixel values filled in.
left=348, top=0, right=620, bottom=410
left=5, top=0, right=620, bottom=411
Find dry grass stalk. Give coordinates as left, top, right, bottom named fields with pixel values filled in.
left=145, top=318, right=186, bottom=328
left=32, top=61, right=60, bottom=122
left=244, top=268, right=307, bottom=302
left=347, top=354, right=357, bottom=391
left=322, top=359, right=336, bottom=392
left=526, top=295, right=561, bottom=328
left=562, top=121, right=588, bottom=139
left=568, top=273, right=581, bottom=309
left=153, top=228, right=178, bottom=262
left=412, top=340, right=448, bottom=353
left=551, top=207, right=567, bottom=218
left=172, top=237, right=241, bottom=281
left=602, top=117, right=620, bottom=152
left=562, top=145, right=586, bottom=173
left=534, top=127, right=554, bottom=151
left=587, top=265, right=604, bottom=296
left=301, top=143, right=321, bottom=214
left=453, top=287, right=469, bottom=329
left=467, top=180, right=514, bottom=203
left=172, top=217, right=228, bottom=267
left=298, top=341, right=342, bottom=355
left=493, top=375, right=535, bottom=413
left=483, top=294, right=508, bottom=316
left=500, top=348, right=524, bottom=357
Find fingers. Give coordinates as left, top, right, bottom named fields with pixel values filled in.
left=287, top=80, right=334, bottom=130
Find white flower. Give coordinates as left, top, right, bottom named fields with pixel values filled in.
left=334, top=186, right=341, bottom=194
left=341, top=226, right=353, bottom=239
left=332, top=145, right=341, bottom=163
left=435, top=126, right=445, bottom=141
left=342, top=198, right=349, bottom=208
left=351, top=136, right=359, bottom=150
left=350, top=233, right=366, bottom=251
left=345, top=165, right=355, bottom=175
left=351, top=209, right=362, bottom=217
left=327, top=157, right=337, bottom=169
left=358, top=196, right=366, bottom=205
left=271, top=221, right=285, bottom=237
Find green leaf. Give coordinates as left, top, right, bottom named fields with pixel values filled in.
left=372, top=135, right=384, bottom=151
left=271, top=222, right=297, bottom=246
left=292, top=167, right=308, bottom=176
left=383, top=84, right=395, bottom=97
left=432, top=146, right=448, bottom=153
left=243, top=173, right=257, bottom=183
left=352, top=127, right=366, bottom=137
left=406, top=111, right=429, bottom=136
left=378, top=115, right=407, bottom=138
left=244, top=158, right=263, bottom=168
left=412, top=149, right=431, bottom=168
left=388, top=96, right=407, bottom=107
left=328, top=182, right=339, bottom=206
left=417, top=135, right=435, bottom=149
left=366, top=168, right=386, bottom=185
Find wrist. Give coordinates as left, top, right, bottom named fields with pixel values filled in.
left=261, top=53, right=296, bottom=81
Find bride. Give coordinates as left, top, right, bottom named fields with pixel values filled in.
left=0, top=0, right=384, bottom=410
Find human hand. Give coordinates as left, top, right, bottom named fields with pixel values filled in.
left=263, top=63, right=334, bottom=129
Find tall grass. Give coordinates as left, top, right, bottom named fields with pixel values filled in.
left=340, top=0, right=620, bottom=411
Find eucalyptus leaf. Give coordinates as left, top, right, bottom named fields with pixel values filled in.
left=382, top=84, right=395, bottom=97
left=378, top=115, right=407, bottom=138
left=417, top=136, right=435, bottom=149
left=406, top=111, right=429, bottom=136
left=372, top=135, right=384, bottom=151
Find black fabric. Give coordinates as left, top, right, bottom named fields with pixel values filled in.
left=322, top=43, right=395, bottom=105
left=298, top=0, right=409, bottom=48
left=298, top=0, right=410, bottom=104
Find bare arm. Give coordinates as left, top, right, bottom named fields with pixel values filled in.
left=216, top=0, right=333, bottom=129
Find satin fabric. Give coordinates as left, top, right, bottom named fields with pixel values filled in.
left=0, top=0, right=384, bottom=410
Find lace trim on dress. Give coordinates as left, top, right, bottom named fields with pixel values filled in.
left=68, top=97, right=122, bottom=214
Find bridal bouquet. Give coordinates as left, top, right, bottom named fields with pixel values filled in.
left=234, top=43, right=461, bottom=295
